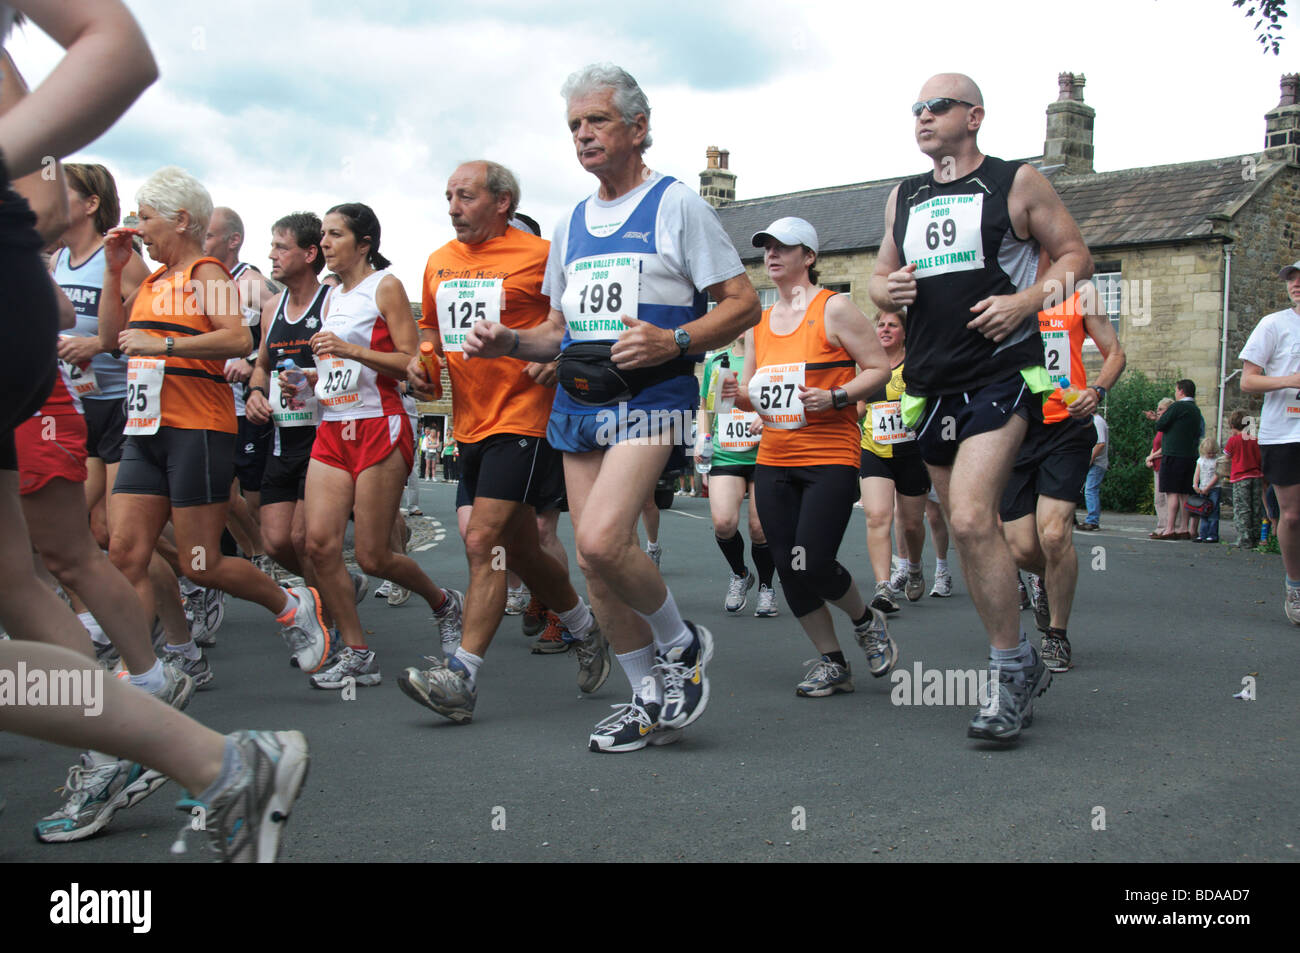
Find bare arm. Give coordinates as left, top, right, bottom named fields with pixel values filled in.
left=118, top=262, right=252, bottom=360
left=319, top=273, right=418, bottom=379
left=1064, top=288, right=1127, bottom=417
left=462, top=306, right=565, bottom=363
left=1, top=51, right=68, bottom=241
left=609, top=272, right=761, bottom=370
left=1241, top=359, right=1300, bottom=394
left=0, top=0, right=157, bottom=178
left=803, top=293, right=890, bottom=411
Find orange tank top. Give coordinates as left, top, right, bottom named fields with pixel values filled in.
left=1040, top=290, right=1089, bottom=425
left=126, top=257, right=237, bottom=433
left=751, top=288, right=859, bottom=468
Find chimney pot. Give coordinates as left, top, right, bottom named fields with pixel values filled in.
left=1071, top=74, right=1086, bottom=102
left=705, top=145, right=721, bottom=169
left=1280, top=74, right=1299, bottom=107
left=719, top=149, right=730, bottom=170
left=1056, top=72, right=1074, bottom=102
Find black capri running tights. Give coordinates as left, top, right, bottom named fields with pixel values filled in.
left=753, top=463, right=859, bottom=618
left=0, top=187, right=57, bottom=470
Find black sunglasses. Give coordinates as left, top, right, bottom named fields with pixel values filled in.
left=911, top=97, right=975, bottom=117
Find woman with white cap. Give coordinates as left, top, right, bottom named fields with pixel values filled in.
left=721, top=216, right=897, bottom=697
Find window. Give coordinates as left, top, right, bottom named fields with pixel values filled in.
left=1085, top=266, right=1122, bottom=348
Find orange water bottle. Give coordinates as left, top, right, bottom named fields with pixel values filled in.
left=420, top=342, right=443, bottom=400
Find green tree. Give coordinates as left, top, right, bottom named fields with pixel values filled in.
left=1098, top=368, right=1178, bottom=514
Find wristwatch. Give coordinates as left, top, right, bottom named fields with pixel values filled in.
left=165, top=336, right=175, bottom=356
left=673, top=327, right=691, bottom=357
left=1091, top=385, right=1107, bottom=404
left=832, top=387, right=849, bottom=410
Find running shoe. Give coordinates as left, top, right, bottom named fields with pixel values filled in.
left=967, top=648, right=1052, bottom=743
left=351, top=570, right=368, bottom=604
left=1030, top=573, right=1050, bottom=632
left=589, top=695, right=661, bottom=753
left=203, top=588, right=226, bottom=640
left=310, top=646, right=381, bottom=689
left=655, top=621, right=713, bottom=730
left=930, top=567, right=953, bottom=598
left=387, top=583, right=412, bottom=607
left=374, top=580, right=393, bottom=599
left=1040, top=632, right=1073, bottom=673
left=888, top=562, right=908, bottom=595
left=754, top=584, right=779, bottom=617
left=568, top=616, right=610, bottom=694
left=853, top=607, right=898, bottom=677
left=162, top=649, right=213, bottom=690
left=646, top=543, right=662, bottom=569
left=904, top=567, right=925, bottom=603
left=202, top=730, right=309, bottom=862
left=531, top=612, right=570, bottom=654
left=871, top=581, right=900, bottom=614
left=522, top=597, right=547, bottom=637
left=154, top=659, right=196, bottom=711
left=724, top=570, right=756, bottom=613
left=1286, top=585, right=1300, bottom=626
left=796, top=656, right=854, bottom=697
left=434, top=588, right=464, bottom=654
left=34, top=757, right=168, bottom=843
left=181, top=583, right=204, bottom=632
left=397, top=656, right=475, bottom=723
left=278, top=586, right=331, bottom=673
left=1017, top=573, right=1031, bottom=611
left=409, top=506, right=424, bottom=516
left=504, top=585, right=529, bottom=616
left=253, top=554, right=277, bottom=580
left=94, top=638, right=121, bottom=671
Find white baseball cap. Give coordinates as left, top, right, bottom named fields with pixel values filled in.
left=751, top=216, right=819, bottom=254
left=1279, top=261, right=1300, bottom=280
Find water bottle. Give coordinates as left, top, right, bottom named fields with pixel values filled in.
left=1058, top=376, right=1082, bottom=406
left=697, top=433, right=714, bottom=475
left=716, top=355, right=736, bottom=416
left=1261, top=518, right=1271, bottom=543
left=278, top=358, right=306, bottom=410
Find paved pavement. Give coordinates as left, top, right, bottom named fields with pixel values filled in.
left=2, top=480, right=1296, bottom=863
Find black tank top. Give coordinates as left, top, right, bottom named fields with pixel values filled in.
left=265, top=284, right=329, bottom=455
left=892, top=156, right=1044, bottom=397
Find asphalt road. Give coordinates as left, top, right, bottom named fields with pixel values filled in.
left=2, top=480, right=1296, bottom=863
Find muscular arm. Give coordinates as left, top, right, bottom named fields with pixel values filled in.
left=869, top=185, right=911, bottom=312
left=609, top=273, right=761, bottom=370
left=1065, top=288, right=1127, bottom=417
left=1241, top=359, right=1300, bottom=394
left=823, top=294, right=891, bottom=404
left=1, top=51, right=68, bottom=241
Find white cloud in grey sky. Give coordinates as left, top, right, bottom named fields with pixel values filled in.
left=6, top=0, right=1291, bottom=291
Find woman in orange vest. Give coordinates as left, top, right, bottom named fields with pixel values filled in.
left=723, top=217, right=897, bottom=698
left=97, top=166, right=333, bottom=680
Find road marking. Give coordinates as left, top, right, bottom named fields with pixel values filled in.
left=666, top=509, right=708, bottom=521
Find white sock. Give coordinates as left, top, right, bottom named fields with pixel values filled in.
left=555, top=600, right=593, bottom=639
left=86, top=749, right=117, bottom=767
left=616, top=644, right=659, bottom=703
left=453, top=647, right=482, bottom=687
left=907, top=560, right=921, bottom=572
left=936, top=557, right=949, bottom=573
left=278, top=590, right=299, bottom=618
left=637, top=590, right=692, bottom=654
left=164, top=637, right=201, bottom=661
left=78, top=611, right=110, bottom=645
left=129, top=658, right=166, bottom=694
left=646, top=541, right=660, bottom=552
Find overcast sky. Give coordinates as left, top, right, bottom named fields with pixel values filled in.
left=8, top=0, right=1294, bottom=289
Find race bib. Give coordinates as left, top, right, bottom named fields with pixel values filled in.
left=1284, top=389, right=1300, bottom=420
left=314, top=356, right=364, bottom=411
left=435, top=278, right=503, bottom=352
left=562, top=254, right=640, bottom=342
left=870, top=399, right=912, bottom=444
left=748, top=363, right=807, bottom=430
left=58, top=359, right=100, bottom=399
left=270, top=370, right=320, bottom=428
left=717, top=409, right=761, bottom=451
left=123, top=358, right=164, bottom=435
left=902, top=193, right=985, bottom=279
left=1042, top=328, right=1068, bottom=377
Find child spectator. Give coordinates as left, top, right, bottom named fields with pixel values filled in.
left=1224, top=410, right=1264, bottom=549
left=1192, top=436, right=1221, bottom=542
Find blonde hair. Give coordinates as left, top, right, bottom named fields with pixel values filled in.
left=136, top=166, right=212, bottom=243
left=1156, top=398, right=1173, bottom=413
left=1200, top=436, right=1219, bottom=458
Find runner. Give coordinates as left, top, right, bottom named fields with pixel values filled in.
left=400, top=160, right=608, bottom=722
left=724, top=217, right=895, bottom=697
left=869, top=73, right=1093, bottom=742
left=463, top=64, right=760, bottom=752
left=1239, top=260, right=1300, bottom=625
left=921, top=487, right=954, bottom=595
left=858, top=310, right=930, bottom=613
left=304, top=202, right=462, bottom=689
left=96, top=166, right=333, bottom=682
left=699, top=337, right=778, bottom=615
left=999, top=280, right=1125, bottom=672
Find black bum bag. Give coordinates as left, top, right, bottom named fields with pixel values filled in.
left=557, top=341, right=694, bottom=407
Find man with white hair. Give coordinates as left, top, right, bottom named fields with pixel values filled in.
left=870, top=73, right=1093, bottom=743
left=464, top=64, right=760, bottom=752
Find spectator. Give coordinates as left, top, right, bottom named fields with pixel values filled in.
left=1223, top=409, right=1263, bottom=548
left=1145, top=397, right=1173, bottom=532
left=1080, top=413, right=1108, bottom=531
left=1147, top=380, right=1204, bottom=540
left=1191, top=435, right=1221, bottom=543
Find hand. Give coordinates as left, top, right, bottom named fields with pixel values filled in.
left=310, top=331, right=352, bottom=360
left=57, top=335, right=101, bottom=365
left=749, top=417, right=764, bottom=436
left=885, top=263, right=917, bottom=307
left=967, top=294, right=1027, bottom=342
left=103, top=227, right=139, bottom=275
left=525, top=361, right=558, bottom=387
left=117, top=329, right=165, bottom=357
left=224, top=357, right=252, bottom=383
left=463, top=320, right=513, bottom=359
left=610, top=316, right=677, bottom=370
left=1142, top=409, right=1158, bottom=421
left=245, top=390, right=272, bottom=425
left=719, top=373, right=739, bottom=402
left=798, top=384, right=833, bottom=413
left=1067, top=387, right=1099, bottom=417
left=406, top=354, right=436, bottom=399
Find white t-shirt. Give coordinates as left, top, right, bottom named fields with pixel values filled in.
left=1195, top=455, right=1218, bottom=491
left=1092, top=415, right=1109, bottom=470
left=1239, top=306, right=1300, bottom=444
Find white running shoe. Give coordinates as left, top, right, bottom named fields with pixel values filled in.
left=374, top=580, right=393, bottom=599
left=435, top=588, right=464, bottom=654
left=202, top=730, right=309, bottom=862
left=310, top=647, right=381, bottom=689
left=387, top=583, right=412, bottom=607
left=350, top=571, right=368, bottom=604
left=724, top=570, right=755, bottom=613
left=929, top=566, right=953, bottom=598
left=504, top=585, right=529, bottom=616
left=754, top=584, right=779, bottom=617
left=278, top=586, right=331, bottom=673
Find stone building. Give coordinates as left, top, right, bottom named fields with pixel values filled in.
left=706, top=73, right=1300, bottom=442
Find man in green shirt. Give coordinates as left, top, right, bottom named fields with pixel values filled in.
left=1150, top=379, right=1205, bottom=539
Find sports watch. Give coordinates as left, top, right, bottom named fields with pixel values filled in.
left=673, top=327, right=691, bottom=357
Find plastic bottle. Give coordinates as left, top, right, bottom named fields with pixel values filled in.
left=697, top=433, right=714, bottom=475
left=1261, top=518, right=1271, bottom=543
left=419, top=341, right=444, bottom=400
left=716, top=354, right=736, bottom=416
left=1058, top=376, right=1082, bottom=405
left=278, top=358, right=306, bottom=410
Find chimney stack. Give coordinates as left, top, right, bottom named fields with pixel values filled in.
left=1264, top=74, right=1300, bottom=163
left=699, top=145, right=736, bottom=207
left=1043, top=72, right=1095, bottom=174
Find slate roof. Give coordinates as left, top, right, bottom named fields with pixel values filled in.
left=716, top=154, right=1278, bottom=262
